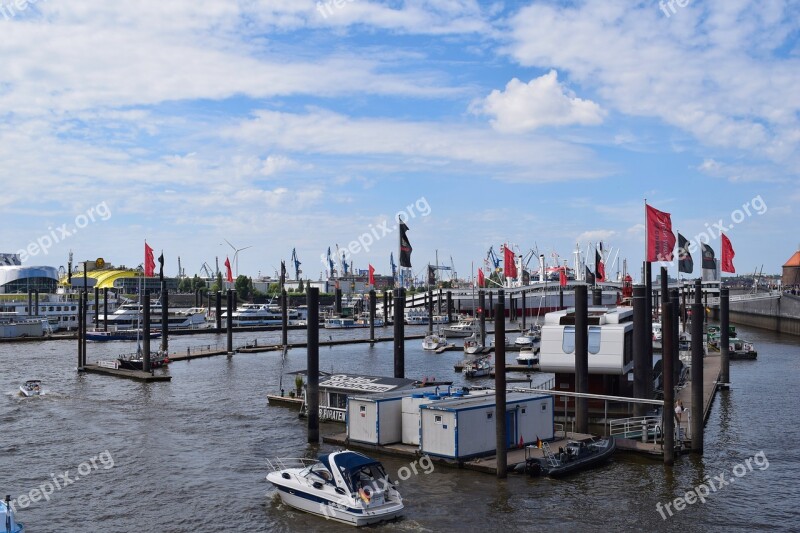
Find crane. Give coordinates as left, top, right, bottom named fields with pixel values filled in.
left=200, top=262, right=214, bottom=279
left=291, top=248, right=302, bottom=280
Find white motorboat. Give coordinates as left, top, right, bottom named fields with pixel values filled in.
left=463, top=356, right=492, bottom=378
left=1, top=495, right=24, bottom=532
left=516, top=347, right=539, bottom=366
left=422, top=334, right=447, bottom=351
left=266, top=450, right=403, bottom=527
left=441, top=317, right=476, bottom=338
left=325, top=317, right=357, bottom=329
left=19, top=380, right=42, bottom=397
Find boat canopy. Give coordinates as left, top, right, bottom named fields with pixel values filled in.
left=323, top=451, right=384, bottom=492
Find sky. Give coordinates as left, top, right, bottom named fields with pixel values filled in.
left=1, top=0, right=799, bottom=282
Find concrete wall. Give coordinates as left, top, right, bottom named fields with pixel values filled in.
left=729, top=294, right=800, bottom=336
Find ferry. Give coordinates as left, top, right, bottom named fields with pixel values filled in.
left=224, top=303, right=299, bottom=326
left=106, top=303, right=208, bottom=330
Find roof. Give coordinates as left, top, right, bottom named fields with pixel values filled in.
left=421, top=391, right=551, bottom=411
left=783, top=251, right=800, bottom=268
left=60, top=269, right=140, bottom=289
left=292, top=372, right=418, bottom=393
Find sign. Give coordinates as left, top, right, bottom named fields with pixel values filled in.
left=319, top=375, right=398, bottom=393
left=95, top=257, right=105, bottom=268
left=320, top=407, right=346, bottom=422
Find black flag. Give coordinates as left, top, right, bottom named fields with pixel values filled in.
left=399, top=221, right=412, bottom=268
left=701, top=243, right=716, bottom=270
left=158, top=252, right=164, bottom=281
left=678, top=233, right=693, bottom=273
left=427, top=265, right=436, bottom=286
left=585, top=265, right=595, bottom=285
left=280, top=261, right=286, bottom=289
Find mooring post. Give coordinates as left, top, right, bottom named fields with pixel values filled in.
left=335, top=288, right=342, bottom=316
left=494, top=299, right=507, bottom=479
left=661, top=268, right=674, bottom=466
left=670, top=289, right=681, bottom=387
left=575, top=284, right=589, bottom=434
left=103, top=288, right=108, bottom=332
left=82, top=292, right=88, bottom=367
left=226, top=289, right=233, bottom=355
left=691, top=279, right=704, bottom=453
left=161, top=281, right=169, bottom=354
left=592, top=287, right=602, bottom=306
left=383, top=290, right=389, bottom=327
left=720, top=287, right=730, bottom=386
left=27, top=290, right=32, bottom=317
left=143, top=293, right=151, bottom=373
left=446, top=291, right=453, bottom=323
left=369, top=289, right=376, bottom=342
left=438, top=288, right=442, bottom=316
left=427, top=290, right=434, bottom=335
left=94, top=286, right=100, bottom=330
left=559, top=287, right=564, bottom=310
left=681, top=284, right=688, bottom=333
left=77, top=295, right=84, bottom=370
left=644, top=262, right=654, bottom=401
left=393, top=288, right=405, bottom=378
left=633, top=284, right=648, bottom=418
left=34, top=290, right=39, bottom=317
left=307, top=287, right=320, bottom=443
left=215, top=291, right=222, bottom=334
left=521, top=290, right=527, bottom=330
left=488, top=291, right=494, bottom=321
left=281, top=289, right=288, bottom=347
left=479, top=290, right=486, bottom=347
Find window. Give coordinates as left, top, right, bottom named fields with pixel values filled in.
left=521, top=407, right=527, bottom=415
left=562, top=326, right=575, bottom=353
left=486, top=411, right=493, bottom=420
left=359, top=405, right=366, bottom=413
left=329, top=392, right=348, bottom=409
left=624, top=330, right=633, bottom=365
left=434, top=415, right=442, bottom=424
left=588, top=326, right=601, bottom=354
left=541, top=403, right=548, bottom=412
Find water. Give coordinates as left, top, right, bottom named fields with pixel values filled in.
left=2, top=323, right=799, bottom=532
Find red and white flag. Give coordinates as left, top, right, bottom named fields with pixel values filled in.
left=721, top=234, right=735, bottom=273
left=144, top=242, right=155, bottom=277
left=224, top=257, right=233, bottom=282
left=646, top=204, right=676, bottom=262
left=368, top=264, right=375, bottom=285
left=504, top=244, right=517, bottom=279
left=477, top=268, right=485, bottom=288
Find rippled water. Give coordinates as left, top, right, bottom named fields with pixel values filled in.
left=1, top=323, right=798, bottom=532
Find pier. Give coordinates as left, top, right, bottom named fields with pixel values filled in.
left=81, top=364, right=172, bottom=382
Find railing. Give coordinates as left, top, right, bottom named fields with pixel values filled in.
left=265, top=457, right=318, bottom=473
left=609, top=416, right=662, bottom=444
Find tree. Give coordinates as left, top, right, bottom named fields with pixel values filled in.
left=177, top=277, right=192, bottom=292
left=235, top=275, right=254, bottom=301
left=298, top=279, right=305, bottom=293
left=191, top=275, right=207, bottom=293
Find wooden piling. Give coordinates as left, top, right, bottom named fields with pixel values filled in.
left=161, top=281, right=169, bottom=353
left=644, top=262, right=654, bottom=401
left=215, top=291, right=222, bottom=333
left=307, top=287, right=320, bottom=443
left=446, top=291, right=453, bottom=323
left=670, top=289, right=680, bottom=387
left=427, top=290, right=434, bottom=335
left=592, top=287, right=602, bottom=306
left=369, top=290, right=376, bottom=342
left=720, top=287, right=730, bottom=386
left=77, top=294, right=84, bottom=370
left=383, top=291, right=389, bottom=327
left=94, top=287, right=100, bottom=329
left=143, top=293, right=151, bottom=373
left=494, top=300, right=507, bottom=479
left=691, top=279, right=704, bottom=453
left=575, top=284, right=589, bottom=434
left=226, top=290, right=234, bottom=354
left=281, top=289, right=288, bottom=347
left=393, top=288, right=405, bottom=379
left=661, top=268, right=674, bottom=466
left=521, top=290, right=527, bottom=329
left=479, top=290, right=486, bottom=347
left=103, top=287, right=108, bottom=332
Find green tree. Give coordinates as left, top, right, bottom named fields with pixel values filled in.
left=298, top=279, right=305, bottom=293
left=191, top=275, right=207, bottom=293
left=178, top=277, right=192, bottom=292
left=235, top=275, right=254, bottom=301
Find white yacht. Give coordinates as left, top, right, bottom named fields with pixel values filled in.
left=422, top=334, right=447, bottom=351
left=266, top=450, right=403, bottom=527
left=514, top=326, right=541, bottom=347
left=442, top=317, right=477, bottom=337
left=106, top=303, right=208, bottom=330
left=224, top=303, right=299, bottom=326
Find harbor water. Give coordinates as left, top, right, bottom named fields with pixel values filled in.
left=1, top=323, right=799, bottom=532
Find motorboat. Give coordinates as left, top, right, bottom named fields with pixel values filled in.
left=441, top=317, right=476, bottom=338
left=324, top=317, right=357, bottom=329
left=518, top=437, right=616, bottom=478
left=463, top=334, right=483, bottom=355
left=514, top=326, right=541, bottom=346
left=266, top=450, right=403, bottom=527
left=516, top=347, right=539, bottom=366
left=422, top=334, right=447, bottom=351
left=117, top=351, right=169, bottom=371
left=1, top=495, right=24, bottom=532
left=86, top=329, right=161, bottom=342
left=19, top=380, right=42, bottom=397
left=106, top=302, right=208, bottom=330
left=463, top=356, right=492, bottom=378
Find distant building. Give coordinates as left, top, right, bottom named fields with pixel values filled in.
left=782, top=250, right=800, bottom=287
left=0, top=253, right=58, bottom=294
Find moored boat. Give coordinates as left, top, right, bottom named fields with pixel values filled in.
left=514, top=326, right=541, bottom=346
left=422, top=334, right=447, bottom=351
left=117, top=351, right=169, bottom=371
left=266, top=450, right=403, bottom=527
left=519, top=438, right=616, bottom=477
left=516, top=347, right=539, bottom=366
left=463, top=356, right=492, bottom=378
left=463, top=334, right=483, bottom=355
left=441, top=317, right=476, bottom=338
left=1, top=495, right=24, bottom=532
left=86, top=329, right=161, bottom=342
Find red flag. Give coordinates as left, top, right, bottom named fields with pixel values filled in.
left=646, top=204, right=676, bottom=262
left=368, top=264, right=375, bottom=285
left=477, top=268, right=485, bottom=288
left=224, top=257, right=233, bottom=282
left=721, top=234, right=735, bottom=273
left=144, top=242, right=155, bottom=277
left=559, top=267, right=567, bottom=287
left=595, top=249, right=606, bottom=282
left=504, top=244, right=517, bottom=279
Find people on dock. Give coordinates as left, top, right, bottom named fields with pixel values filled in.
left=674, top=399, right=685, bottom=424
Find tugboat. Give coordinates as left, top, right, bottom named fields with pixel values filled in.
left=2, top=494, right=24, bottom=532
left=518, top=438, right=616, bottom=477
left=266, top=450, right=403, bottom=526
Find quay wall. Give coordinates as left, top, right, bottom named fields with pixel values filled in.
left=729, top=294, right=800, bottom=336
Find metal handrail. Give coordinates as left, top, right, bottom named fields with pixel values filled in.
left=609, top=415, right=662, bottom=443
left=265, top=457, right=319, bottom=472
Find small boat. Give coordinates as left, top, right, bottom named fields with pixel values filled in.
left=19, top=380, right=42, bottom=397
left=463, top=334, right=483, bottom=355
left=117, top=351, right=169, bottom=371
left=422, top=334, right=447, bottom=351
left=514, top=326, right=541, bottom=347
left=266, top=450, right=403, bottom=527
left=516, top=347, right=539, bottom=366
left=441, top=317, right=476, bottom=338
left=463, top=356, right=492, bottom=378
left=518, top=438, right=616, bottom=478
left=1, top=495, right=24, bottom=532
left=324, top=317, right=357, bottom=329
left=86, top=329, right=162, bottom=342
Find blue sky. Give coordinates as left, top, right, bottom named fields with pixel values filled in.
left=1, top=0, right=798, bottom=281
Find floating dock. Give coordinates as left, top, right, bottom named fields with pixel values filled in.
left=81, top=364, right=172, bottom=382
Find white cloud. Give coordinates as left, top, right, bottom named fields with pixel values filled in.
left=261, top=155, right=301, bottom=177
left=576, top=230, right=617, bottom=244
left=475, top=71, right=606, bottom=132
